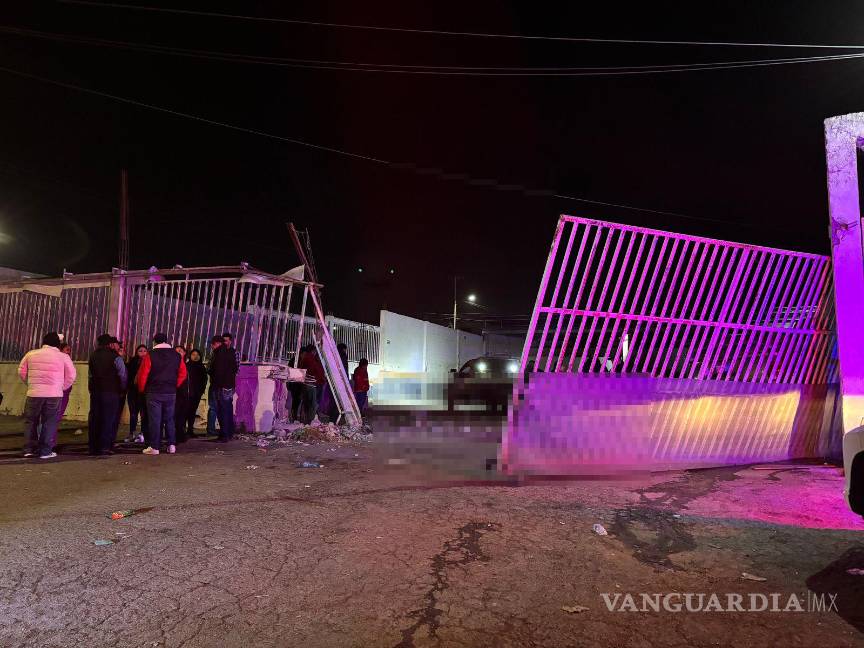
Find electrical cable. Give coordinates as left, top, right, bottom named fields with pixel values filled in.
left=0, top=62, right=791, bottom=230
left=58, top=0, right=864, bottom=50
left=3, top=25, right=864, bottom=75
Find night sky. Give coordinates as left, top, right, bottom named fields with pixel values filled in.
left=0, top=1, right=862, bottom=325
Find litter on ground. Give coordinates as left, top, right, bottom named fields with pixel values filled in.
left=741, top=572, right=767, bottom=582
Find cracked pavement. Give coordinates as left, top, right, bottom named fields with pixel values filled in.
left=1, top=415, right=863, bottom=647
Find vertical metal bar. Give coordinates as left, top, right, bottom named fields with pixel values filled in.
left=295, top=286, right=309, bottom=368
left=620, top=236, right=660, bottom=373
left=561, top=227, right=612, bottom=373
left=278, top=284, right=293, bottom=362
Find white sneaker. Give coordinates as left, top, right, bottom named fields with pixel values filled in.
left=168, top=445, right=176, bottom=454
left=142, top=447, right=160, bottom=455
left=39, top=452, right=57, bottom=460
left=23, top=451, right=35, bottom=458
left=135, top=434, right=145, bottom=444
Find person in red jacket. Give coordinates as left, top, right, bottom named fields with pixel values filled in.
left=352, top=358, right=370, bottom=415
left=136, top=333, right=187, bottom=455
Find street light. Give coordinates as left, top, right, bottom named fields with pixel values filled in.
left=467, top=294, right=477, bottom=303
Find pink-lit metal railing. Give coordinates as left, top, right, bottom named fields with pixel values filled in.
left=520, top=216, right=837, bottom=385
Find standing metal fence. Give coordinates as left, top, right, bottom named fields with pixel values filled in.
left=327, top=316, right=381, bottom=364
left=120, top=274, right=317, bottom=364
left=0, top=284, right=110, bottom=361
left=522, top=216, right=837, bottom=385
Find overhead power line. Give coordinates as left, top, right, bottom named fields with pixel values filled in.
left=60, top=0, right=864, bottom=50
left=0, top=63, right=789, bottom=230
left=5, top=24, right=864, bottom=77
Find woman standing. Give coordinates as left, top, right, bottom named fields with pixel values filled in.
left=173, top=345, right=189, bottom=443
left=185, top=349, right=207, bottom=438
left=58, top=342, right=73, bottom=418
left=125, top=345, right=149, bottom=443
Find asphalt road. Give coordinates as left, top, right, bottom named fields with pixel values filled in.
left=1, top=414, right=863, bottom=647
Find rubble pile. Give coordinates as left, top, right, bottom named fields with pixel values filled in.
left=238, top=418, right=372, bottom=448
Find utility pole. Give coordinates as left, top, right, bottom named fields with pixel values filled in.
left=453, top=275, right=460, bottom=370
left=118, top=169, right=130, bottom=270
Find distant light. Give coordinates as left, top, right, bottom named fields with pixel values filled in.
left=476, top=361, right=488, bottom=372
left=357, top=267, right=363, bottom=273
left=507, top=361, right=518, bottom=373
left=389, top=268, right=395, bottom=274
left=467, top=294, right=477, bottom=303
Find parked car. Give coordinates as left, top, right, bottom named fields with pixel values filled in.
left=446, top=356, right=519, bottom=413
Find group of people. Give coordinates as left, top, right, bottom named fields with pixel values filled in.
left=291, top=342, right=370, bottom=424
left=18, top=330, right=240, bottom=459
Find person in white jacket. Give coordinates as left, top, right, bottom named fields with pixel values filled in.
left=18, top=332, right=77, bottom=459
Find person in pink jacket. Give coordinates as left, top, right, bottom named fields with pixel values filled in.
left=18, top=332, right=77, bottom=459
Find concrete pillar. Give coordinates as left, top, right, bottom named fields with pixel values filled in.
left=824, top=114, right=864, bottom=434
left=106, top=269, right=126, bottom=340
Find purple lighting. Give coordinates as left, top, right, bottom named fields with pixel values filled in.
left=504, top=216, right=839, bottom=474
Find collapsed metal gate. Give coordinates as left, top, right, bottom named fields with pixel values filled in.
left=505, top=215, right=840, bottom=473
left=521, top=216, right=836, bottom=383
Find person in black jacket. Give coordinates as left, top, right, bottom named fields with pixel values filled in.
left=173, top=346, right=189, bottom=443
left=88, top=334, right=127, bottom=455
left=209, top=335, right=238, bottom=442
left=185, top=349, right=207, bottom=437
left=125, top=345, right=149, bottom=443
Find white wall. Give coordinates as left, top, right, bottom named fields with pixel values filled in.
left=377, top=311, right=485, bottom=406
left=379, top=310, right=485, bottom=375
left=0, top=361, right=91, bottom=420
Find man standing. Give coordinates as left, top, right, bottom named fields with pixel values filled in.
left=87, top=334, right=127, bottom=456
left=209, top=335, right=238, bottom=442
left=136, top=333, right=187, bottom=455
left=18, top=332, right=76, bottom=459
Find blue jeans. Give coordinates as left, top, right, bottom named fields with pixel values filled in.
left=88, top=391, right=120, bottom=454
left=23, top=396, right=61, bottom=456
left=214, top=387, right=235, bottom=440
left=146, top=392, right=176, bottom=447
left=355, top=391, right=368, bottom=413
left=206, top=386, right=217, bottom=434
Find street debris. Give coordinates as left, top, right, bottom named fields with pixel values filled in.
left=387, top=458, right=408, bottom=465
left=93, top=539, right=114, bottom=546
left=256, top=438, right=270, bottom=449
left=245, top=465, right=260, bottom=470
left=592, top=524, right=608, bottom=536
left=110, top=510, right=135, bottom=520
left=741, top=572, right=767, bottom=582
left=73, top=429, right=83, bottom=436
left=561, top=605, right=589, bottom=614
left=300, top=461, right=323, bottom=468
left=846, top=568, right=864, bottom=576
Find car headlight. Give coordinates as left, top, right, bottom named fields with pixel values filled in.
left=476, top=361, right=488, bottom=372
left=507, top=362, right=518, bottom=373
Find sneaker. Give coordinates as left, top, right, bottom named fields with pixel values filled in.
left=23, top=451, right=35, bottom=458
left=168, top=445, right=176, bottom=454
left=142, top=447, right=160, bottom=455
left=39, top=452, right=57, bottom=460
left=135, top=434, right=145, bottom=444
left=124, top=435, right=135, bottom=443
